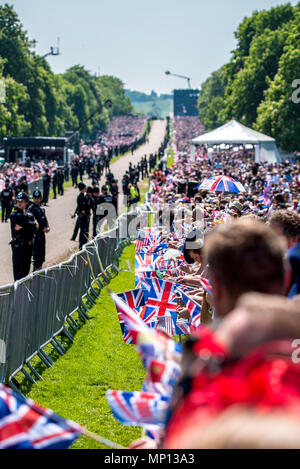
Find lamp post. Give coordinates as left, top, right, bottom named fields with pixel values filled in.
left=165, top=70, right=192, bottom=89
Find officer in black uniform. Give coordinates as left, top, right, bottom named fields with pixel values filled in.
left=57, top=168, right=64, bottom=196
left=28, top=190, right=50, bottom=271
left=79, top=159, right=85, bottom=182
left=42, top=169, right=51, bottom=205
left=18, top=177, right=29, bottom=195
left=10, top=191, right=37, bottom=281
left=1, top=180, right=13, bottom=222
left=64, top=164, right=69, bottom=182
left=52, top=169, right=58, bottom=199
left=97, top=184, right=114, bottom=232
left=110, top=179, right=119, bottom=216
left=71, top=182, right=91, bottom=249
left=92, top=186, right=101, bottom=238
left=70, top=164, right=79, bottom=187
left=86, top=186, right=94, bottom=237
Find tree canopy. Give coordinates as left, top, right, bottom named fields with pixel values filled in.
left=0, top=3, right=133, bottom=141
left=197, top=2, right=300, bottom=151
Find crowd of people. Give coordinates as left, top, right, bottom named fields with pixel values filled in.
left=70, top=119, right=170, bottom=249
left=77, top=116, right=150, bottom=176
left=97, top=115, right=149, bottom=155
left=0, top=115, right=151, bottom=200
left=0, top=159, right=59, bottom=191
left=0, top=115, right=157, bottom=282
left=125, top=116, right=300, bottom=449
left=173, top=115, right=205, bottom=154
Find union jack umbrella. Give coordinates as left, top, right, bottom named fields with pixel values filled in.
left=197, top=175, right=246, bottom=194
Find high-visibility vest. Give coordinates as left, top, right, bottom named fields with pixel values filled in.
left=130, top=186, right=139, bottom=199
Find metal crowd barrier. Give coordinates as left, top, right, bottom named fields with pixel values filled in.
left=0, top=209, right=138, bottom=389
left=28, top=178, right=44, bottom=195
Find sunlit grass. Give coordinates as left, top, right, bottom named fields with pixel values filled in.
left=22, top=244, right=146, bottom=449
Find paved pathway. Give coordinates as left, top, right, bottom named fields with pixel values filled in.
left=0, top=119, right=166, bottom=286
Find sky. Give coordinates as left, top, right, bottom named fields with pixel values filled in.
left=4, top=0, right=298, bottom=95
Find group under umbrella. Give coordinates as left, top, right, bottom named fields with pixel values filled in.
left=197, top=175, right=246, bottom=194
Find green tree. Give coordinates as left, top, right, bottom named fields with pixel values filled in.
left=197, top=2, right=300, bottom=150
left=197, top=67, right=226, bottom=129
left=255, top=13, right=300, bottom=151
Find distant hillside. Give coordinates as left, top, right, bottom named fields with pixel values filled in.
left=125, top=89, right=173, bottom=118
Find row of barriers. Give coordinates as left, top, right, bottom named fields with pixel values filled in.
left=0, top=209, right=138, bottom=390
left=0, top=120, right=169, bottom=391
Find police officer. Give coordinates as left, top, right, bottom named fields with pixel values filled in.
left=86, top=186, right=95, bottom=236
left=128, top=183, right=140, bottom=210
left=10, top=191, right=37, bottom=281
left=42, top=168, right=51, bottom=205
left=79, top=159, right=85, bottom=181
left=97, top=184, right=115, bottom=232
left=52, top=169, right=58, bottom=199
left=1, top=180, right=13, bottom=222
left=71, top=182, right=91, bottom=249
left=18, top=177, right=29, bottom=195
left=64, top=164, right=69, bottom=182
left=28, top=190, right=50, bottom=271
left=70, top=164, right=79, bottom=187
left=110, top=179, right=119, bottom=216
left=92, top=186, right=101, bottom=237
left=57, top=168, right=64, bottom=196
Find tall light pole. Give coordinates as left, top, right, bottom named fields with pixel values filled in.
left=41, top=38, right=60, bottom=59
left=165, top=70, right=192, bottom=89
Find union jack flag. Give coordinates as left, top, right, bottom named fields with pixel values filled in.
left=199, top=276, right=213, bottom=296
left=114, top=289, right=147, bottom=344
left=153, top=256, right=175, bottom=271
left=135, top=269, right=157, bottom=291
left=113, top=302, right=133, bottom=344
left=136, top=240, right=168, bottom=255
left=173, top=318, right=191, bottom=335
left=178, top=289, right=201, bottom=330
left=106, top=390, right=169, bottom=427
left=143, top=278, right=179, bottom=324
left=259, top=179, right=273, bottom=208
left=146, top=359, right=182, bottom=394
left=135, top=253, right=161, bottom=270
left=117, top=289, right=145, bottom=311
left=0, top=385, right=82, bottom=449
left=110, top=293, right=182, bottom=368
left=136, top=229, right=161, bottom=249
left=154, top=316, right=190, bottom=337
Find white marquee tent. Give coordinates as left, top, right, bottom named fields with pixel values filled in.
left=191, top=120, right=282, bottom=164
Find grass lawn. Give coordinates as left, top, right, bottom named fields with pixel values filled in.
left=20, top=244, right=146, bottom=449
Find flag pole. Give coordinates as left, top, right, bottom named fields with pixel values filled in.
left=81, top=428, right=126, bottom=449
left=5, top=384, right=126, bottom=450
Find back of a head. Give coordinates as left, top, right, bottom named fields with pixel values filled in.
left=269, top=209, right=300, bottom=241
left=204, top=219, right=285, bottom=302
left=179, top=407, right=300, bottom=449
